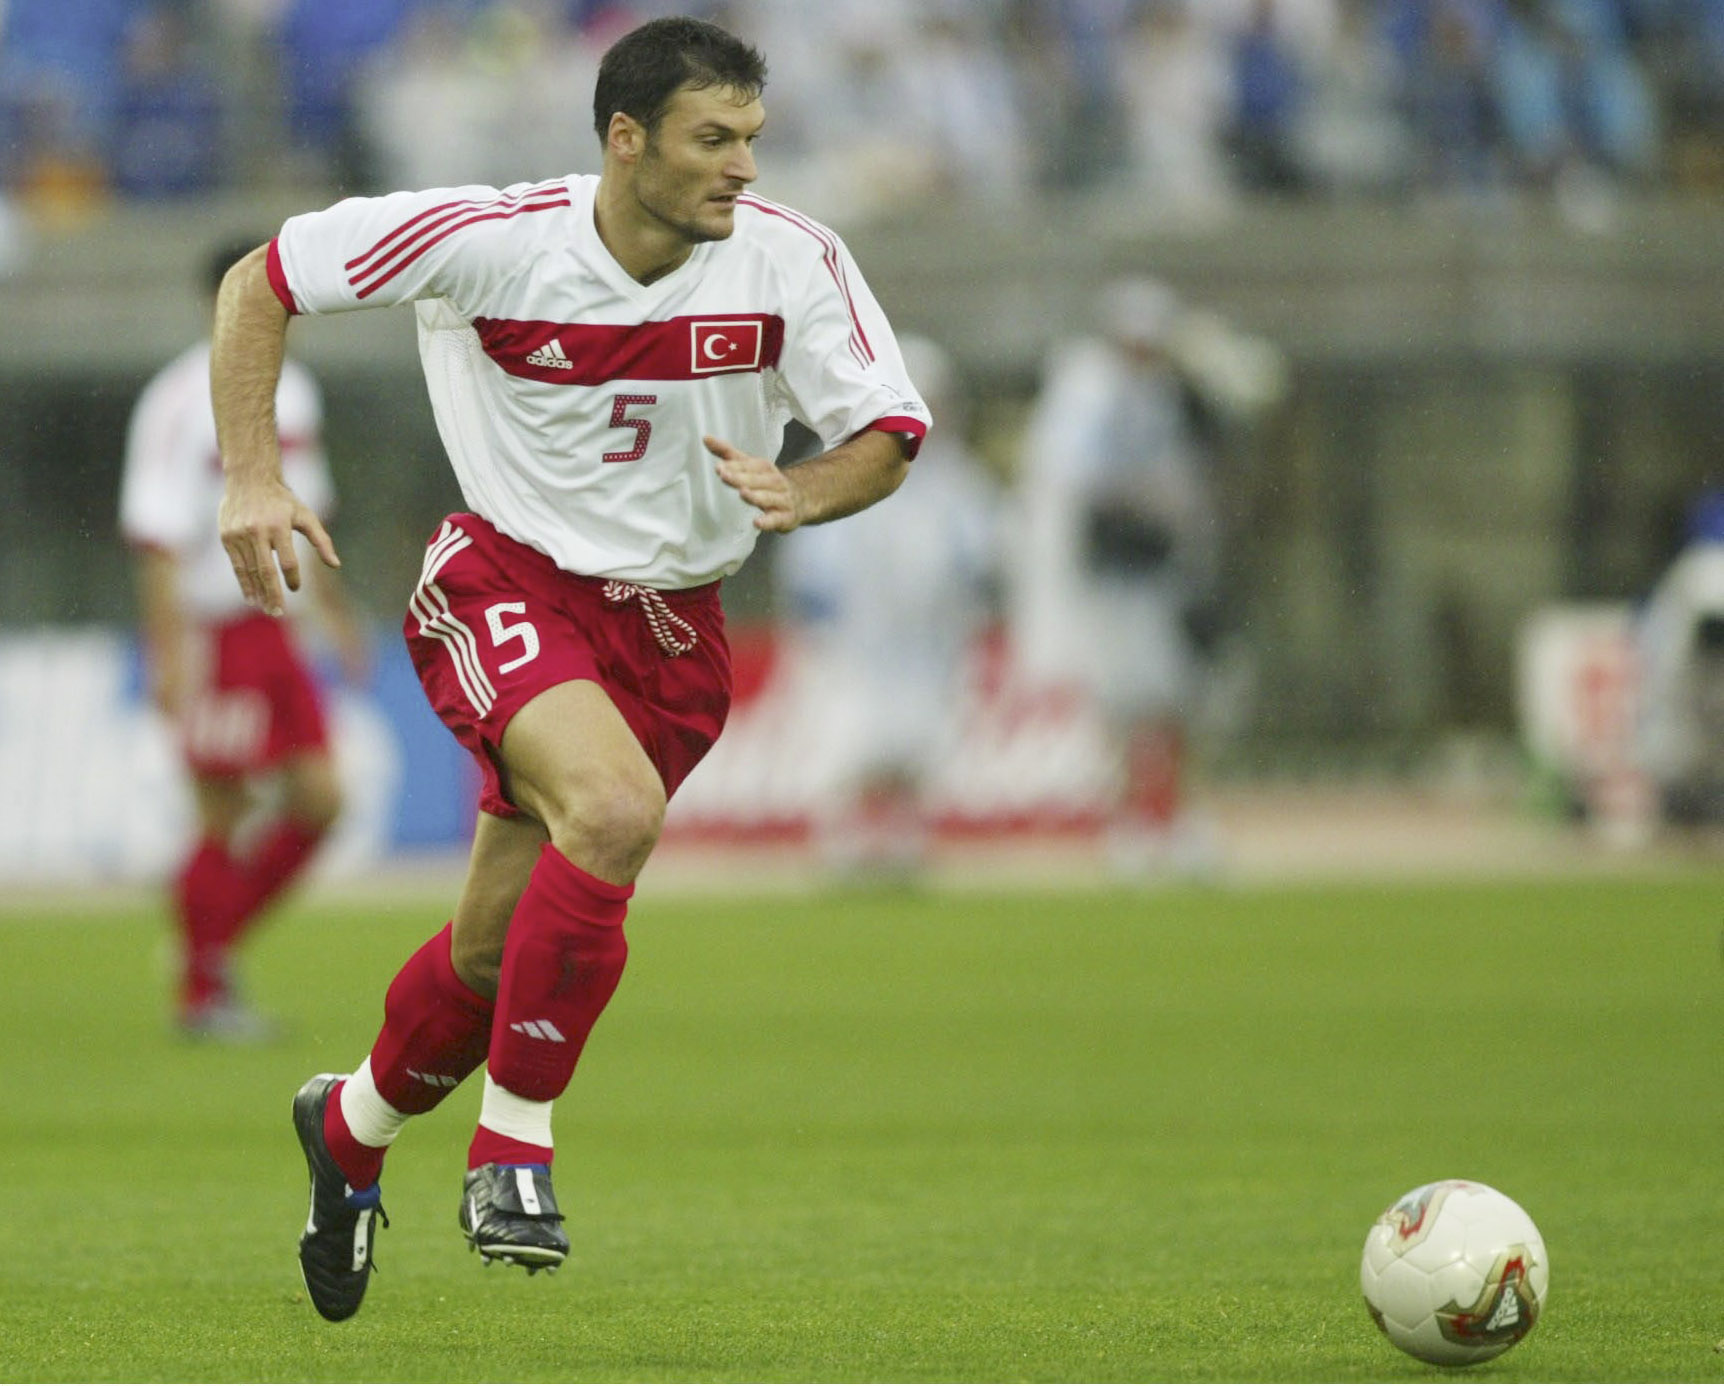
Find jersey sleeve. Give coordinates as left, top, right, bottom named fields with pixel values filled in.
left=774, top=225, right=932, bottom=459
left=118, top=360, right=203, bottom=551
left=270, top=178, right=574, bottom=316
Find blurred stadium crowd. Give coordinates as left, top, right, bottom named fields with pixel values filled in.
left=2, top=0, right=1723, bottom=223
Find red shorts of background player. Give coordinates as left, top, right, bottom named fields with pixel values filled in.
left=180, top=610, right=332, bottom=777
left=403, top=512, right=733, bottom=819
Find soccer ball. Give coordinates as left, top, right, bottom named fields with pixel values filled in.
left=1359, top=1180, right=1548, bottom=1367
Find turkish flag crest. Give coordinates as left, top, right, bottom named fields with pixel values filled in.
left=690, top=320, right=764, bottom=375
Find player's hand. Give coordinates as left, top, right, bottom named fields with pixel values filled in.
left=708, top=435, right=801, bottom=532
left=218, top=475, right=340, bottom=617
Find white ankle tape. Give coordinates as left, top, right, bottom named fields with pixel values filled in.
left=478, top=1074, right=554, bottom=1150
left=340, top=1057, right=409, bottom=1148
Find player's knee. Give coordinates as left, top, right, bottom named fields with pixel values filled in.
left=283, top=758, right=343, bottom=832
left=297, top=784, right=343, bottom=833
left=555, top=771, right=665, bottom=878
left=586, top=775, right=666, bottom=859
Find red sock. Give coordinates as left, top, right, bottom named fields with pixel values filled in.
left=1124, top=725, right=1184, bottom=828
left=368, top=923, right=495, bottom=1113
left=321, top=1080, right=386, bottom=1191
left=485, top=845, right=631, bottom=1103
left=173, top=836, right=247, bottom=1012
left=320, top=924, right=495, bottom=1190
left=468, top=1128, right=555, bottom=1169
left=225, top=820, right=325, bottom=946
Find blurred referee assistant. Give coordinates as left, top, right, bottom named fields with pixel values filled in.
left=209, top=16, right=930, bottom=1320
left=119, top=237, right=367, bottom=1042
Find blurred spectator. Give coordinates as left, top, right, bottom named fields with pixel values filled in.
left=1227, top=0, right=1310, bottom=192
left=1645, top=0, right=1724, bottom=188
left=1491, top=0, right=1661, bottom=215
left=110, top=5, right=223, bottom=197
left=0, top=0, right=137, bottom=152
left=356, top=4, right=491, bottom=189
left=1293, top=0, right=1413, bottom=195
left=773, top=336, right=1001, bottom=880
left=1009, top=277, right=1284, bottom=876
left=1013, top=0, right=1135, bottom=188
left=897, top=7, right=1031, bottom=205
left=1113, top=1, right=1236, bottom=214
left=1636, top=489, right=1724, bottom=826
left=1385, top=0, right=1506, bottom=195
left=0, top=0, right=137, bottom=212
left=357, top=1, right=608, bottom=190
left=276, top=0, right=421, bottom=184
left=739, top=0, right=941, bottom=218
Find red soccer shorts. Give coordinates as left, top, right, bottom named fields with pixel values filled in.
left=403, top=512, right=732, bottom=818
left=181, top=610, right=331, bottom=776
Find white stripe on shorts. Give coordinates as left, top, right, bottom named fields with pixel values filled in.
left=410, top=522, right=497, bottom=717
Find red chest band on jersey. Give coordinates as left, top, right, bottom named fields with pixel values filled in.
left=473, top=314, right=784, bottom=386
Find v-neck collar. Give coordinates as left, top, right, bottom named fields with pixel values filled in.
left=578, top=189, right=712, bottom=306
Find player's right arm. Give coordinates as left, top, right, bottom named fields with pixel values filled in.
left=210, top=244, right=339, bottom=617
left=222, top=180, right=561, bottom=612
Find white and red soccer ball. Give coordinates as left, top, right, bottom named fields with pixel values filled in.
left=1360, top=1180, right=1549, bottom=1367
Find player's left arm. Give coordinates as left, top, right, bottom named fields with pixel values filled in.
left=709, top=428, right=909, bottom=533
left=723, top=221, right=927, bottom=532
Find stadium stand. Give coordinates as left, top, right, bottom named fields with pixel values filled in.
left=1, top=1, right=1722, bottom=212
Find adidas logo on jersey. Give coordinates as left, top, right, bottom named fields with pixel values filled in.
left=525, top=337, right=574, bottom=369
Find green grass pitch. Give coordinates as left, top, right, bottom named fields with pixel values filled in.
left=2, top=870, right=1721, bottom=1381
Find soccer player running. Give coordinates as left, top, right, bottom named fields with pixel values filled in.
left=121, top=237, right=367, bottom=1042
left=210, top=17, right=930, bottom=1320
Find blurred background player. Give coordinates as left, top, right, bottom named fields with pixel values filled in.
left=1009, top=275, right=1282, bottom=875
left=119, top=235, right=367, bottom=1041
left=774, top=335, right=999, bottom=880
left=1636, top=488, right=1724, bottom=828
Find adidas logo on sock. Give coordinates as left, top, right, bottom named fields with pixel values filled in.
left=510, top=1019, right=568, bottom=1042
left=525, top=337, right=574, bottom=370
left=406, top=1067, right=459, bottom=1089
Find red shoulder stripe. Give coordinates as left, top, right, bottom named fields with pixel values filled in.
left=737, top=195, right=874, bottom=367
left=343, top=180, right=567, bottom=275
left=350, top=196, right=570, bottom=300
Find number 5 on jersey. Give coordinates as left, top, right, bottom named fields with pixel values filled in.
left=604, top=394, right=657, bottom=463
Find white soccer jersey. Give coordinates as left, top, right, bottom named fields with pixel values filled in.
left=268, top=174, right=931, bottom=589
left=120, top=342, right=333, bottom=619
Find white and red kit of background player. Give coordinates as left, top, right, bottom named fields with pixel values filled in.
left=265, top=174, right=931, bottom=1176
left=119, top=342, right=338, bottom=1018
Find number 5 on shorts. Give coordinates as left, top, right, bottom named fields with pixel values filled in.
left=485, top=602, right=541, bottom=674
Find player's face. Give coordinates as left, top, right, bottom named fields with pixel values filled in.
left=632, top=83, right=763, bottom=245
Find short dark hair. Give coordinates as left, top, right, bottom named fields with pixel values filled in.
left=204, top=236, right=263, bottom=297
left=592, top=16, right=767, bottom=143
